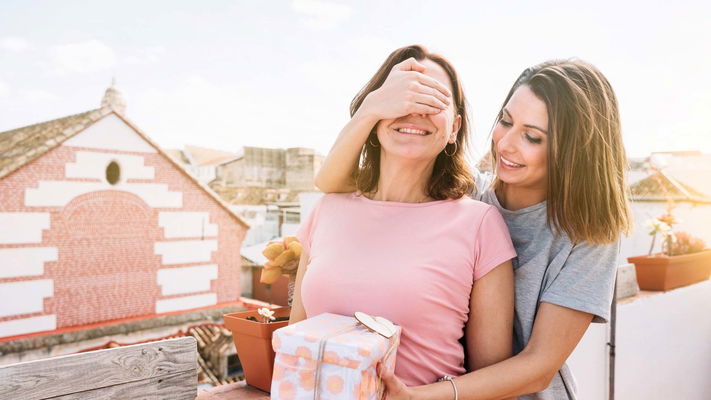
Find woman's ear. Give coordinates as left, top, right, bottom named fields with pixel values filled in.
left=450, top=114, right=462, bottom=143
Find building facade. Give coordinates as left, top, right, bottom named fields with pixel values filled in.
left=0, top=85, right=248, bottom=343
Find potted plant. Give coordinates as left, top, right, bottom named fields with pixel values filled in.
left=224, top=306, right=290, bottom=392
left=627, top=212, right=711, bottom=291
left=223, top=237, right=301, bottom=392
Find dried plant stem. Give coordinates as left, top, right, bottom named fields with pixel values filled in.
left=649, top=234, right=656, bottom=256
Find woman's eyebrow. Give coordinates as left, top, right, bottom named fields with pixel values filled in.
left=503, top=108, right=549, bottom=134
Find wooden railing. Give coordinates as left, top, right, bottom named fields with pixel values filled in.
left=0, top=337, right=197, bottom=399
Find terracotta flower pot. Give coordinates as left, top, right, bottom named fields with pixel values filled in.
left=627, top=249, right=711, bottom=291
left=224, top=307, right=291, bottom=392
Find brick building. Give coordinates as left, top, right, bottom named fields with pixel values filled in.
left=0, top=82, right=249, bottom=346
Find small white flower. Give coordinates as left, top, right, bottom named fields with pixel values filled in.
left=646, top=218, right=671, bottom=235
left=258, top=307, right=275, bottom=322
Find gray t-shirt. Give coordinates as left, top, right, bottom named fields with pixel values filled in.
left=476, top=175, right=619, bottom=399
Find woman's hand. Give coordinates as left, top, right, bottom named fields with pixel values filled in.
left=377, top=362, right=414, bottom=400
left=357, top=57, right=453, bottom=121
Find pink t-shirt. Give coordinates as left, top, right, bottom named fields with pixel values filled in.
left=296, top=193, right=515, bottom=386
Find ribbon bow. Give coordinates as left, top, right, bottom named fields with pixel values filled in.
left=354, top=311, right=397, bottom=339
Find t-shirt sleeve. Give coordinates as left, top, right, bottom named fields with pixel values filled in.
left=296, top=196, right=324, bottom=256
left=473, top=206, right=517, bottom=280
left=540, top=240, right=619, bottom=323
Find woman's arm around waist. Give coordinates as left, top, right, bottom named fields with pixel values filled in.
left=380, top=301, right=594, bottom=399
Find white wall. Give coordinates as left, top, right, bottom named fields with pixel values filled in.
left=62, top=114, right=156, bottom=153
left=156, top=265, right=218, bottom=295
left=0, top=212, right=50, bottom=244
left=615, top=280, right=711, bottom=399
left=0, top=247, right=57, bottom=278
left=65, top=151, right=155, bottom=181
left=0, top=315, right=56, bottom=338
left=155, top=293, right=217, bottom=313
left=154, top=240, right=217, bottom=264
left=567, top=280, right=711, bottom=400
left=0, top=280, right=53, bottom=317
left=567, top=322, right=609, bottom=399
left=158, top=212, right=218, bottom=238
left=26, top=181, right=182, bottom=208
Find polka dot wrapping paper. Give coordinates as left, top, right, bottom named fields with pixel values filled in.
left=270, top=313, right=401, bottom=400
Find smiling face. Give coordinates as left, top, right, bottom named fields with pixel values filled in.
left=375, top=59, right=461, bottom=161
left=492, top=84, right=549, bottom=191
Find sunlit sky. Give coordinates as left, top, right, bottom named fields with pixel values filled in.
left=1, top=0, right=709, bottom=160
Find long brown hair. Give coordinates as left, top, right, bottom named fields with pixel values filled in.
left=493, top=59, right=632, bottom=244
left=350, top=45, right=474, bottom=200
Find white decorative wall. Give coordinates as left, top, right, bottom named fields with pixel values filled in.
left=158, top=212, right=218, bottom=238
left=154, top=240, right=217, bottom=264
left=65, top=151, right=154, bottom=181
left=156, top=265, right=218, bottom=295
left=25, top=181, right=182, bottom=208
left=0, top=280, right=53, bottom=318
left=0, top=315, right=56, bottom=338
left=0, top=247, right=57, bottom=278
left=0, top=213, right=51, bottom=244
left=155, top=293, right=217, bottom=314
left=62, top=114, right=156, bottom=153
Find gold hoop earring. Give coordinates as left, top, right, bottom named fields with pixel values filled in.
left=444, top=141, right=457, bottom=157
left=368, top=136, right=380, bottom=147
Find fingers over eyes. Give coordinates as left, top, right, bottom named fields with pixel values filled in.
left=396, top=57, right=426, bottom=72
left=418, top=74, right=452, bottom=99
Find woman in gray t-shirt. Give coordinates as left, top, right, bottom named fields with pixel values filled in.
left=315, top=49, right=631, bottom=399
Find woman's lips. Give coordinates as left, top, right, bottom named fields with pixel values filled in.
left=397, top=127, right=430, bottom=136
left=500, top=156, right=524, bottom=169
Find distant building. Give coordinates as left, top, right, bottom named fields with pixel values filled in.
left=0, top=83, right=249, bottom=366
left=215, top=146, right=324, bottom=191
left=285, top=147, right=325, bottom=191
left=175, top=145, right=239, bottom=184
left=216, top=146, right=285, bottom=188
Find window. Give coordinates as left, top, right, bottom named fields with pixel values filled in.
left=106, top=161, right=120, bottom=185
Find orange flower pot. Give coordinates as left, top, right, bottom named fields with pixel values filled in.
left=627, top=250, right=711, bottom=291
left=224, top=307, right=291, bottom=392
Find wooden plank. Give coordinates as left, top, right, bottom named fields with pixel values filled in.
left=0, top=337, right=197, bottom=400
left=48, top=369, right=196, bottom=400
left=196, top=381, right=270, bottom=400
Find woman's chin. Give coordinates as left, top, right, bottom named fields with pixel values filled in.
left=382, top=144, right=442, bottom=162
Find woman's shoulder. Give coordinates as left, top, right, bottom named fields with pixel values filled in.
left=449, top=195, right=503, bottom=221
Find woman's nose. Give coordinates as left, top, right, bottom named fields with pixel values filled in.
left=496, top=129, right=516, bottom=154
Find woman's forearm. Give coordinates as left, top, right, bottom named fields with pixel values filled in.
left=314, top=107, right=378, bottom=193
left=414, top=349, right=550, bottom=400
left=411, top=304, right=594, bottom=400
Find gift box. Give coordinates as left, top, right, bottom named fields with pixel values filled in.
left=271, top=313, right=400, bottom=400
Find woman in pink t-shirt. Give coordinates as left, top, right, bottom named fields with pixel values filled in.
left=289, top=45, right=516, bottom=386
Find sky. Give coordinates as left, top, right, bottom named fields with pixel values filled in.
left=1, top=0, right=710, bottom=160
